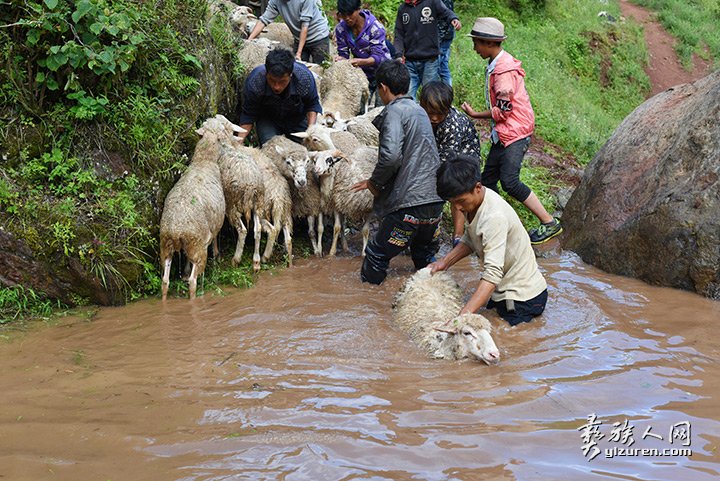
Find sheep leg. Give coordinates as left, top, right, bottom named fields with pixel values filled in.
left=161, top=257, right=172, bottom=301
left=188, top=262, right=198, bottom=299
left=329, top=211, right=341, bottom=257
left=252, top=211, right=261, bottom=272
left=283, top=221, right=293, bottom=267
left=361, top=217, right=370, bottom=257
left=261, top=218, right=278, bottom=263
left=340, top=215, right=349, bottom=252
left=232, top=217, right=248, bottom=267
left=212, top=236, right=220, bottom=259
left=307, top=215, right=319, bottom=256
left=316, top=212, right=324, bottom=257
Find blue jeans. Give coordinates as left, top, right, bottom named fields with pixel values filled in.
left=406, top=58, right=440, bottom=100
left=438, top=38, right=453, bottom=85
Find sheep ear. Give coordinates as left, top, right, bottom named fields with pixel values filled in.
left=291, top=131, right=309, bottom=138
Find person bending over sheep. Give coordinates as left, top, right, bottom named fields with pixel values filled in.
left=429, top=154, right=548, bottom=326
left=246, top=0, right=330, bottom=63
left=237, top=47, right=322, bottom=146
left=352, top=59, right=444, bottom=285
left=334, top=0, right=392, bottom=106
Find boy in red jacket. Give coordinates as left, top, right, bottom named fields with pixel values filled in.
left=461, top=17, right=562, bottom=244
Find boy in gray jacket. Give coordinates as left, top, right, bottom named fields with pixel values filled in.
left=352, top=60, right=444, bottom=285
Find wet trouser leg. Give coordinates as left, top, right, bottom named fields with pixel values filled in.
left=487, top=289, right=548, bottom=326
left=361, top=203, right=443, bottom=285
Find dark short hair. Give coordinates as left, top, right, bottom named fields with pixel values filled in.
left=419, top=81, right=453, bottom=115
left=436, top=153, right=482, bottom=200
left=265, top=47, right=294, bottom=77
left=337, top=0, right=360, bottom=15
left=375, top=59, right=409, bottom=95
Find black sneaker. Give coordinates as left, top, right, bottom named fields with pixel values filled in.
left=529, top=219, right=563, bottom=244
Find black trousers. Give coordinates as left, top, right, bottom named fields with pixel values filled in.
left=361, top=202, right=443, bottom=285
left=487, top=289, right=548, bottom=326
left=482, top=136, right=532, bottom=202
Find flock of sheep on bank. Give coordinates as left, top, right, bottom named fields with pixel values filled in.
left=159, top=1, right=502, bottom=364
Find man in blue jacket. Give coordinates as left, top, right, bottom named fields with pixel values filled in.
left=393, top=0, right=461, bottom=99
left=352, top=60, right=444, bottom=285
left=237, top=48, right=322, bottom=145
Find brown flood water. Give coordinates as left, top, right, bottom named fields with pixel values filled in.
left=1, top=250, right=719, bottom=481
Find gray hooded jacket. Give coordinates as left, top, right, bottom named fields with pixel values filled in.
left=369, top=96, right=443, bottom=218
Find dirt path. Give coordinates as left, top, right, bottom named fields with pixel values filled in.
left=619, top=0, right=712, bottom=96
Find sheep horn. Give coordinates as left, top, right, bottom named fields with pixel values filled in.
left=433, top=326, right=458, bottom=335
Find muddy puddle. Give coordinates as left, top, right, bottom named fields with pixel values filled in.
left=1, top=250, right=719, bottom=481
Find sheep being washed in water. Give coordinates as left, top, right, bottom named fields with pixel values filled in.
left=392, top=268, right=500, bottom=364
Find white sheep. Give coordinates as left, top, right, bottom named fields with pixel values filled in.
left=324, top=107, right=382, bottom=147
left=261, top=136, right=325, bottom=256
left=217, top=143, right=265, bottom=272
left=392, top=268, right=501, bottom=364
left=251, top=21, right=294, bottom=48
left=311, top=147, right=377, bottom=257
left=319, top=60, right=370, bottom=127
left=254, top=149, right=294, bottom=265
left=209, top=1, right=256, bottom=35
left=159, top=116, right=241, bottom=300
left=292, top=123, right=361, bottom=154
left=237, top=38, right=283, bottom=82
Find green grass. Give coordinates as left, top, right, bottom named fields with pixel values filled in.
left=633, top=0, right=720, bottom=68
left=451, top=0, right=649, bottom=165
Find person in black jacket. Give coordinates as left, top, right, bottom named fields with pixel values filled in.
left=352, top=60, right=445, bottom=285
left=393, top=0, right=461, bottom=99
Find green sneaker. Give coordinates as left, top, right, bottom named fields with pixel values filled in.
left=529, top=219, right=563, bottom=244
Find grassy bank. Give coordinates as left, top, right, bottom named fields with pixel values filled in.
left=633, top=0, right=720, bottom=67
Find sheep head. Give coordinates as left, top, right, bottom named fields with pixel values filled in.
left=310, top=150, right=345, bottom=176
left=196, top=115, right=246, bottom=144
left=433, top=314, right=500, bottom=365
left=292, top=125, right=342, bottom=151
left=274, top=144, right=311, bottom=188
left=320, top=111, right=350, bottom=130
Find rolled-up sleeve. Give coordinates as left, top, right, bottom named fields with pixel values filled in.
left=369, top=109, right=404, bottom=190
left=259, top=0, right=279, bottom=25
left=299, top=0, right=314, bottom=24
left=479, top=214, right=508, bottom=285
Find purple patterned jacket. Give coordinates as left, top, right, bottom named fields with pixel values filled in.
left=334, top=10, right=391, bottom=83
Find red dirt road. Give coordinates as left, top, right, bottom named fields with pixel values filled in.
left=619, top=0, right=712, bottom=96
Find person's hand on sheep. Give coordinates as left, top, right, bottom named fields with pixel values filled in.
left=427, top=260, right=448, bottom=274
left=351, top=179, right=379, bottom=197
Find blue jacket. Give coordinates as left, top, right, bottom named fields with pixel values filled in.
left=239, top=62, right=322, bottom=125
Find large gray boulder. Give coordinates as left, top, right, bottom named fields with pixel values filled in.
left=562, top=71, right=720, bottom=299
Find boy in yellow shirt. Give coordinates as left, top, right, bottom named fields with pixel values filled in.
left=429, top=153, right=548, bottom=325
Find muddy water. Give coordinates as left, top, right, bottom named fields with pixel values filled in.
left=1, top=251, right=719, bottom=481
